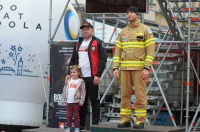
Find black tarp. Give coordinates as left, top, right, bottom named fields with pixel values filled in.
left=48, top=42, right=75, bottom=128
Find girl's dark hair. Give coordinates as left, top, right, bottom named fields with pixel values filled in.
left=70, top=65, right=83, bottom=78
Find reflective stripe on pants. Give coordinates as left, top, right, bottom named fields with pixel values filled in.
left=120, top=70, right=147, bottom=123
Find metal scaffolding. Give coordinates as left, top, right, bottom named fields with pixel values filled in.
left=48, top=0, right=200, bottom=131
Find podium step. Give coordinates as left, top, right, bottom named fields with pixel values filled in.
left=91, top=122, right=184, bottom=132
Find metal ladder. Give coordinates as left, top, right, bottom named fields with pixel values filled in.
left=101, top=43, right=183, bottom=126
left=192, top=117, right=200, bottom=132
left=158, top=0, right=200, bottom=131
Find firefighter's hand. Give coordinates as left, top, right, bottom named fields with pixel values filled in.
left=113, top=69, right=119, bottom=78
left=93, top=76, right=100, bottom=85
left=65, top=75, right=70, bottom=85
left=141, top=69, right=149, bottom=80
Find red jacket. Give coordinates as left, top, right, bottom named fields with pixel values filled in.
left=69, top=36, right=107, bottom=77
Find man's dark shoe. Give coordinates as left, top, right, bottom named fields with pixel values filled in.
left=133, top=123, right=144, bottom=129
left=117, top=122, right=131, bottom=128
left=92, top=122, right=99, bottom=125
left=80, top=126, right=86, bottom=132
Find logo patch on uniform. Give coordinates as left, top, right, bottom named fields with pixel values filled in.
left=91, top=46, right=96, bottom=51
left=122, top=37, right=127, bottom=42
left=148, top=28, right=153, bottom=34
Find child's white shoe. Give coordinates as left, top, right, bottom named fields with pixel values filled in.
left=74, top=128, right=80, bottom=132
left=65, top=127, right=71, bottom=132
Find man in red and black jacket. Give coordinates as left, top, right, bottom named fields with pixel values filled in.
left=66, top=22, right=107, bottom=131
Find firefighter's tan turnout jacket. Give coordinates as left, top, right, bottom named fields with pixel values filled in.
left=113, top=19, right=155, bottom=70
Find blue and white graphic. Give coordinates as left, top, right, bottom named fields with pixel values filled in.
left=0, top=44, right=42, bottom=77
left=64, top=2, right=80, bottom=40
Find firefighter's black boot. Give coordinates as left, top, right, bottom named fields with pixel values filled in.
left=117, top=122, right=131, bottom=128
left=133, top=122, right=144, bottom=129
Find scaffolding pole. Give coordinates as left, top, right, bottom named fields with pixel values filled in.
left=180, top=50, right=185, bottom=127
left=188, top=96, right=200, bottom=131
left=197, top=53, right=200, bottom=106
left=192, top=117, right=200, bottom=132
left=46, top=0, right=53, bottom=126
left=151, top=66, right=177, bottom=127
left=185, top=0, right=191, bottom=131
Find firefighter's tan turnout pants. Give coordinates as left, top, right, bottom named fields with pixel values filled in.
left=120, top=70, right=147, bottom=124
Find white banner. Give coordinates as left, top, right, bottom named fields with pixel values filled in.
left=0, top=0, right=80, bottom=127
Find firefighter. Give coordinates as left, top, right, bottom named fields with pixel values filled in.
left=113, top=6, right=155, bottom=129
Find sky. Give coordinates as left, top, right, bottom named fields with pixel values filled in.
left=71, top=0, right=85, bottom=4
